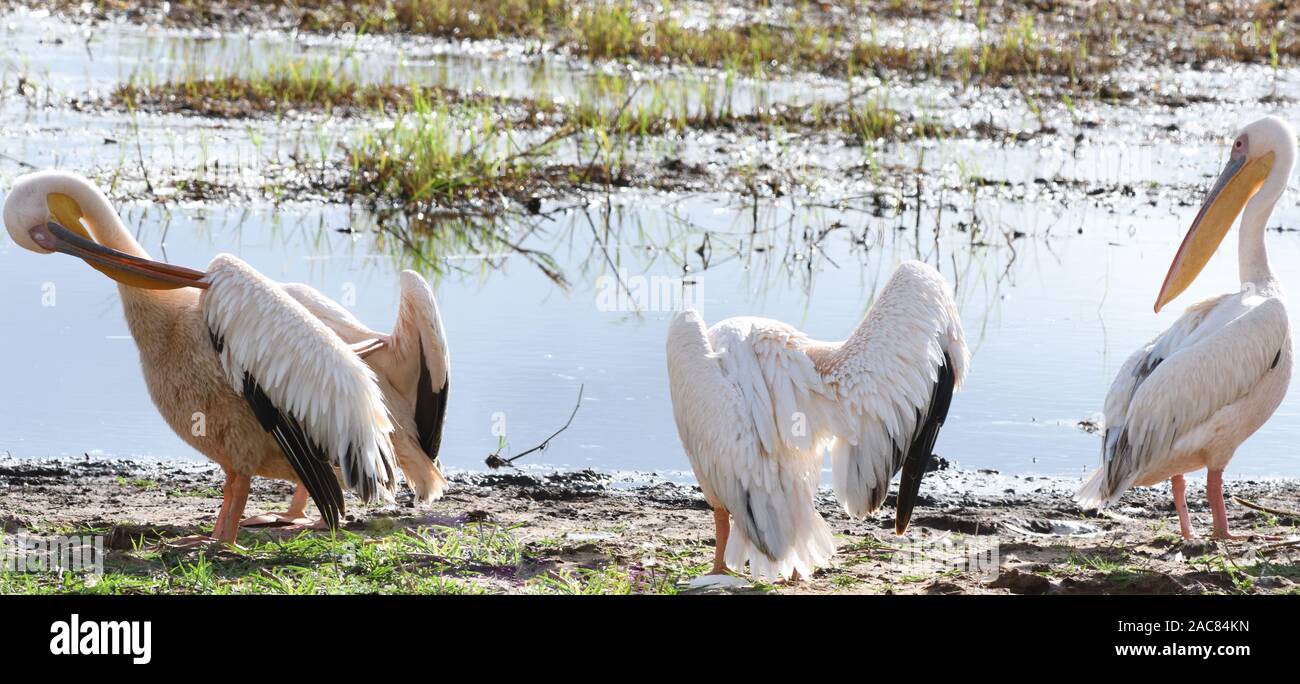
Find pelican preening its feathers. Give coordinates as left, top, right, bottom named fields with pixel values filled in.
left=666, top=261, right=969, bottom=581
left=3, top=117, right=1294, bottom=577
left=3, top=170, right=450, bottom=546
left=1077, top=116, right=1296, bottom=540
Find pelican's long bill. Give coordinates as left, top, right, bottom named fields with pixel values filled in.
left=33, top=204, right=209, bottom=290
left=1154, top=150, right=1274, bottom=312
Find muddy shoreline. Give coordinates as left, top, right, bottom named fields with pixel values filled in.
left=2, top=456, right=1297, bottom=594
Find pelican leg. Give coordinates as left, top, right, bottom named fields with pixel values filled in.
left=170, top=471, right=241, bottom=548
left=285, top=485, right=308, bottom=518
left=240, top=484, right=314, bottom=528
left=1207, top=469, right=1242, bottom=540
left=710, top=508, right=730, bottom=575
left=1171, top=474, right=1195, bottom=540
left=211, top=473, right=251, bottom=546
left=211, top=471, right=237, bottom=541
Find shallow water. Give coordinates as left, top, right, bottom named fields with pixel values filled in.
left=4, top=192, right=1300, bottom=480
left=3, top=9, right=1300, bottom=482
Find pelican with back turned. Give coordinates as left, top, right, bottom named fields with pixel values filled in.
left=3, top=170, right=450, bottom=545
left=666, top=260, right=968, bottom=581
left=1077, top=116, right=1295, bottom=539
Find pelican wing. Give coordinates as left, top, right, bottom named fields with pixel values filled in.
left=280, top=282, right=375, bottom=341
left=811, top=261, right=969, bottom=526
left=666, top=311, right=833, bottom=581
left=283, top=273, right=450, bottom=501
left=283, top=275, right=449, bottom=459
left=1081, top=294, right=1288, bottom=507
left=391, top=271, right=450, bottom=464
left=203, top=255, right=397, bottom=530
left=1099, top=294, right=1233, bottom=441
left=232, top=368, right=345, bottom=528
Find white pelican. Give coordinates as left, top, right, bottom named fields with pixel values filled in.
left=1077, top=116, right=1295, bottom=540
left=2, top=170, right=450, bottom=545
left=666, top=261, right=969, bottom=581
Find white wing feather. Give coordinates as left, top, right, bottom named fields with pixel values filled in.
left=811, top=261, right=969, bottom=516
left=393, top=271, right=451, bottom=392
left=1079, top=294, right=1288, bottom=507
left=665, top=261, right=967, bottom=579
left=203, top=254, right=397, bottom=502
left=282, top=272, right=450, bottom=503
left=282, top=273, right=449, bottom=384
left=666, top=311, right=833, bottom=581
left=1099, top=294, right=1232, bottom=440
left=280, top=282, right=375, bottom=341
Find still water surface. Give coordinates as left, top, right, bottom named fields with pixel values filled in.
left=2, top=193, right=1299, bottom=479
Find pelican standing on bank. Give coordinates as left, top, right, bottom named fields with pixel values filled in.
left=666, top=261, right=968, bottom=581
left=3, top=171, right=450, bottom=544
left=1077, top=116, right=1295, bottom=540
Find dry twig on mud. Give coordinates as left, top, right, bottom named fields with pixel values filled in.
left=1232, top=496, right=1300, bottom=523
left=485, top=384, right=584, bottom=469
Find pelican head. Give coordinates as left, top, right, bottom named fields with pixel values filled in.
left=3, top=170, right=208, bottom=289
left=1155, top=116, right=1297, bottom=312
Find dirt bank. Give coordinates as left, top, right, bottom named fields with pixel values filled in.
left=1, top=456, right=1297, bottom=594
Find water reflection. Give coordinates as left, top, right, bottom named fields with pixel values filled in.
left=3, top=191, right=1299, bottom=479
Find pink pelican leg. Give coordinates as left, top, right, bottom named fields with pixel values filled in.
left=171, top=471, right=247, bottom=548
left=1207, top=469, right=1240, bottom=540
left=1171, top=474, right=1194, bottom=540
left=710, top=508, right=730, bottom=575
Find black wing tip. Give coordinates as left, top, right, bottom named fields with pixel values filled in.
left=740, top=489, right=776, bottom=560
left=208, top=326, right=225, bottom=355
left=238, top=373, right=346, bottom=532
left=894, top=452, right=929, bottom=534
left=893, top=352, right=958, bottom=533
left=414, top=333, right=449, bottom=465
left=313, top=483, right=343, bottom=532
